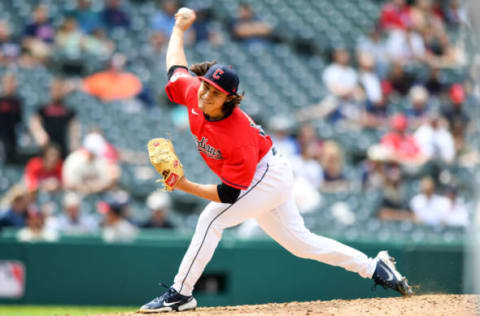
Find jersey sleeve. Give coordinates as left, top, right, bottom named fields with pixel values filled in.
left=165, top=67, right=198, bottom=106
left=220, top=146, right=258, bottom=190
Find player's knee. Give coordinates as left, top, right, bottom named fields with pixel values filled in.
left=196, top=212, right=225, bottom=236
left=197, top=210, right=215, bottom=227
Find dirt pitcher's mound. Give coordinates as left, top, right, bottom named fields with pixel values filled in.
left=95, top=294, right=479, bottom=316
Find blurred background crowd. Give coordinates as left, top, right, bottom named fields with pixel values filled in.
left=0, top=0, right=478, bottom=243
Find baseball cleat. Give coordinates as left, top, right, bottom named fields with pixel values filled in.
left=139, top=287, right=197, bottom=313
left=372, top=251, right=413, bottom=296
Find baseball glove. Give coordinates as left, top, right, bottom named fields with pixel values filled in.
left=147, top=138, right=184, bottom=191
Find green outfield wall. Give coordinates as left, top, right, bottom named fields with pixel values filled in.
left=0, top=231, right=467, bottom=307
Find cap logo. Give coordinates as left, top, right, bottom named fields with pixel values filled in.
left=212, top=69, right=224, bottom=80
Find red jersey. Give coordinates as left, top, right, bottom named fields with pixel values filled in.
left=24, top=157, right=63, bottom=191
left=165, top=68, right=273, bottom=189
left=380, top=3, right=410, bottom=31
left=381, top=132, right=422, bottom=160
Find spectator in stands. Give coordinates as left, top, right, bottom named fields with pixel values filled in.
left=101, top=0, right=130, bottom=31
left=442, top=83, right=469, bottom=130
left=291, top=141, right=323, bottom=213
left=55, top=17, right=86, bottom=76
left=379, top=0, right=411, bottom=32
left=380, top=114, right=427, bottom=166
left=319, top=141, right=349, bottom=193
left=384, top=26, right=425, bottom=65
left=414, top=111, right=455, bottom=164
left=377, top=163, right=413, bottom=221
left=357, top=52, right=383, bottom=111
left=361, top=89, right=390, bottom=129
left=359, top=53, right=383, bottom=103
left=55, top=17, right=84, bottom=60
left=191, top=6, right=222, bottom=45
left=410, top=176, right=450, bottom=226
left=83, top=27, right=115, bottom=58
left=362, top=144, right=392, bottom=191
left=320, top=47, right=362, bottom=123
left=290, top=124, right=323, bottom=212
left=83, top=53, right=143, bottom=102
left=424, top=67, right=446, bottom=96
left=444, top=0, right=467, bottom=28
left=83, top=130, right=119, bottom=163
left=68, top=0, right=103, bottom=34
left=409, top=0, right=445, bottom=39
left=29, top=79, right=80, bottom=158
left=356, top=25, right=389, bottom=78
left=62, top=132, right=121, bottom=196
left=450, top=119, right=479, bottom=168
left=23, top=5, right=55, bottom=62
left=99, top=195, right=138, bottom=243
left=24, top=143, right=63, bottom=193
left=151, top=0, right=190, bottom=51
left=296, top=123, right=323, bottom=160
left=421, top=24, right=461, bottom=68
left=410, top=0, right=463, bottom=68
left=323, top=48, right=358, bottom=101
left=291, top=141, right=323, bottom=190
left=229, top=3, right=274, bottom=46
left=386, top=61, right=416, bottom=96
left=56, top=192, right=99, bottom=234
left=17, top=209, right=58, bottom=242
left=0, top=73, right=22, bottom=164
left=0, top=185, right=33, bottom=228
left=142, top=191, right=175, bottom=229
left=297, top=48, right=361, bottom=124
left=0, top=20, right=21, bottom=66
left=267, top=115, right=299, bottom=160
left=405, top=85, right=431, bottom=129
left=443, top=185, right=469, bottom=227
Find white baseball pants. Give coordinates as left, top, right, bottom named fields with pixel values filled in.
left=172, top=150, right=377, bottom=296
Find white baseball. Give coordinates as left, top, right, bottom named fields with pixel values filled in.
left=177, top=7, right=194, bottom=18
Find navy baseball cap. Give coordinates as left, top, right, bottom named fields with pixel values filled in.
left=199, top=64, right=239, bottom=95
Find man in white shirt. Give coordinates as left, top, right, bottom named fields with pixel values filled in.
left=414, top=113, right=455, bottom=164
left=323, top=48, right=358, bottom=99
left=101, top=198, right=138, bottom=243
left=55, top=192, right=99, bottom=235
left=385, top=28, right=425, bottom=65
left=357, top=52, right=383, bottom=105
left=410, top=177, right=449, bottom=226
left=443, top=186, right=469, bottom=227
left=62, top=133, right=120, bottom=195
left=17, top=210, right=59, bottom=242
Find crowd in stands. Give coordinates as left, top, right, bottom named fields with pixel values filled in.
left=0, top=0, right=477, bottom=242
left=274, top=0, right=475, bottom=228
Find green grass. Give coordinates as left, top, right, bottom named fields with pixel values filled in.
left=0, top=305, right=136, bottom=316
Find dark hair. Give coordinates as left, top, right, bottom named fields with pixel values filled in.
left=43, top=142, right=61, bottom=157
left=189, top=61, right=244, bottom=117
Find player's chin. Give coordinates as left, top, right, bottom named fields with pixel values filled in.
left=198, top=101, right=209, bottom=111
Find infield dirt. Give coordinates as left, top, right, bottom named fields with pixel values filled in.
left=93, top=294, right=479, bottom=316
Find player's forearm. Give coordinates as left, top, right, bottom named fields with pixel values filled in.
left=175, top=178, right=221, bottom=203
left=166, top=26, right=188, bottom=70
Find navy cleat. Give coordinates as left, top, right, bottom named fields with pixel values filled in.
left=139, top=286, right=197, bottom=313
left=372, top=251, right=413, bottom=296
